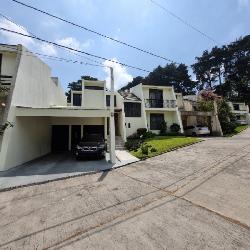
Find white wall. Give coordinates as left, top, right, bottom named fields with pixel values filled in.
left=11, top=47, right=66, bottom=108
left=146, top=110, right=180, bottom=134
left=0, top=116, right=51, bottom=170
left=1, top=51, right=17, bottom=77
left=83, top=89, right=105, bottom=109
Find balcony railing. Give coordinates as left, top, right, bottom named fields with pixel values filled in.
left=144, top=99, right=177, bottom=108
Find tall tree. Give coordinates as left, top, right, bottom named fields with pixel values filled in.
left=120, top=63, right=196, bottom=95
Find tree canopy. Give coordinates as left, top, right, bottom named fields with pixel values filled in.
left=192, top=35, right=250, bottom=105
left=120, top=63, right=196, bottom=95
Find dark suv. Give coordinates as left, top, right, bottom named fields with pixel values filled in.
left=75, top=134, right=106, bottom=160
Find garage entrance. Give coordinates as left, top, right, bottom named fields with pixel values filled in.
left=52, top=125, right=69, bottom=152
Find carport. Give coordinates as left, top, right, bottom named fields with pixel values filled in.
left=0, top=106, right=110, bottom=170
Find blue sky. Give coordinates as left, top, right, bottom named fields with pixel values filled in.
left=0, top=0, right=249, bottom=90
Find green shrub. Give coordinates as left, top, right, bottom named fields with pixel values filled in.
left=197, top=100, right=214, bottom=112
left=217, top=100, right=237, bottom=135
left=127, top=132, right=140, bottom=140
left=140, top=143, right=151, bottom=155
left=150, top=147, right=157, bottom=153
left=159, top=121, right=167, bottom=135
left=142, top=131, right=156, bottom=139
left=170, top=123, right=180, bottom=133
left=125, top=139, right=141, bottom=151
left=137, top=128, right=147, bottom=136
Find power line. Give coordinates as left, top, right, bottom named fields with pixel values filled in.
left=0, top=44, right=106, bottom=68
left=0, top=27, right=151, bottom=73
left=150, top=0, right=220, bottom=45
left=0, top=12, right=104, bottom=65
left=9, top=0, right=179, bottom=64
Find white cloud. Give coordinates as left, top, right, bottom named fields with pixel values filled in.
left=0, top=18, right=57, bottom=56
left=238, top=0, right=250, bottom=8
left=56, top=37, right=92, bottom=50
left=39, top=43, right=57, bottom=56
left=0, top=18, right=34, bottom=47
left=103, top=58, right=133, bottom=90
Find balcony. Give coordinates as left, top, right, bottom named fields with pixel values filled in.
left=144, top=99, right=177, bottom=109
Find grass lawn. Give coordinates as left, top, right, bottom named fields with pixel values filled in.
left=224, top=125, right=249, bottom=137
left=131, top=136, right=201, bottom=159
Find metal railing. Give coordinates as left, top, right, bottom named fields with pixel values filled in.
left=144, top=99, right=176, bottom=108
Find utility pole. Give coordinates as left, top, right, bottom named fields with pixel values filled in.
left=109, top=67, right=116, bottom=164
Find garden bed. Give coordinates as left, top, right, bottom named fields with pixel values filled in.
left=224, top=125, right=249, bottom=137
left=130, top=136, right=201, bottom=159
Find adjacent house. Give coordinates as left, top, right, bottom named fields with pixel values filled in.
left=176, top=93, right=223, bottom=136
left=227, top=102, right=250, bottom=125
left=120, top=83, right=183, bottom=136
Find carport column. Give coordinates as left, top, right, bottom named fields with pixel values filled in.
left=109, top=67, right=116, bottom=164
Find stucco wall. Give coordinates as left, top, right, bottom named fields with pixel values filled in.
left=146, top=110, right=180, bottom=134
left=0, top=116, right=51, bottom=171
left=125, top=117, right=146, bottom=137
left=1, top=51, right=17, bottom=77
left=11, top=47, right=66, bottom=108
left=83, top=89, right=105, bottom=109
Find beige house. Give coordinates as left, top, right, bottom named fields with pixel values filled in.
left=227, top=102, right=250, bottom=125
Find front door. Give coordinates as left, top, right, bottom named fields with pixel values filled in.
left=71, top=125, right=81, bottom=150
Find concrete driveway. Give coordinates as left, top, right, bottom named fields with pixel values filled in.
left=0, top=128, right=249, bottom=249
left=0, top=152, right=138, bottom=189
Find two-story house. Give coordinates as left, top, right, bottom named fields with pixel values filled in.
left=227, top=102, right=250, bottom=125
left=0, top=44, right=122, bottom=171
left=120, top=83, right=183, bottom=136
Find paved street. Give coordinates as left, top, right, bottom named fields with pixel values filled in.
left=0, top=128, right=249, bottom=249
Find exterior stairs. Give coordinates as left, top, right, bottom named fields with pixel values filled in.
left=107, top=136, right=125, bottom=151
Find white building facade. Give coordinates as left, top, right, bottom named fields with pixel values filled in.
left=0, top=44, right=183, bottom=171
left=227, top=102, right=250, bottom=125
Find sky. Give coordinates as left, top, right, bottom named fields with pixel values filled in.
left=0, top=0, right=249, bottom=91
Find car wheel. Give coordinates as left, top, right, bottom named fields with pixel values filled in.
left=192, top=132, right=197, bottom=137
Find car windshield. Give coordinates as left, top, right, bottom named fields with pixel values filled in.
left=82, top=134, right=103, bottom=142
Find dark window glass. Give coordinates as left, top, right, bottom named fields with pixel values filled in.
left=124, top=102, right=141, bottom=117
left=106, top=95, right=117, bottom=107
left=149, top=89, right=163, bottom=108
left=150, top=114, right=164, bottom=130
left=73, top=93, right=82, bottom=106
left=0, top=54, right=2, bottom=76
left=233, top=104, right=240, bottom=111
left=85, top=86, right=104, bottom=90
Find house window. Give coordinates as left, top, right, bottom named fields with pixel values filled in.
left=73, top=93, right=82, bottom=106
left=106, top=95, right=117, bottom=107
left=149, top=89, right=163, bottom=108
left=85, top=86, right=104, bottom=90
left=124, top=102, right=141, bottom=117
left=150, top=114, right=164, bottom=130
left=233, top=104, right=240, bottom=111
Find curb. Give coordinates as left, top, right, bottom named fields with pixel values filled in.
left=0, top=140, right=203, bottom=193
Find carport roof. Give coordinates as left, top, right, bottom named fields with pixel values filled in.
left=16, top=106, right=110, bottom=117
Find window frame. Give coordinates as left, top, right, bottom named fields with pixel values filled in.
left=124, top=102, right=141, bottom=117
left=150, top=113, right=164, bottom=130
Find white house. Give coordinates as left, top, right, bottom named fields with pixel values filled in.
left=120, top=83, right=183, bottom=136
left=0, top=44, right=183, bottom=171
left=227, top=102, right=250, bottom=125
